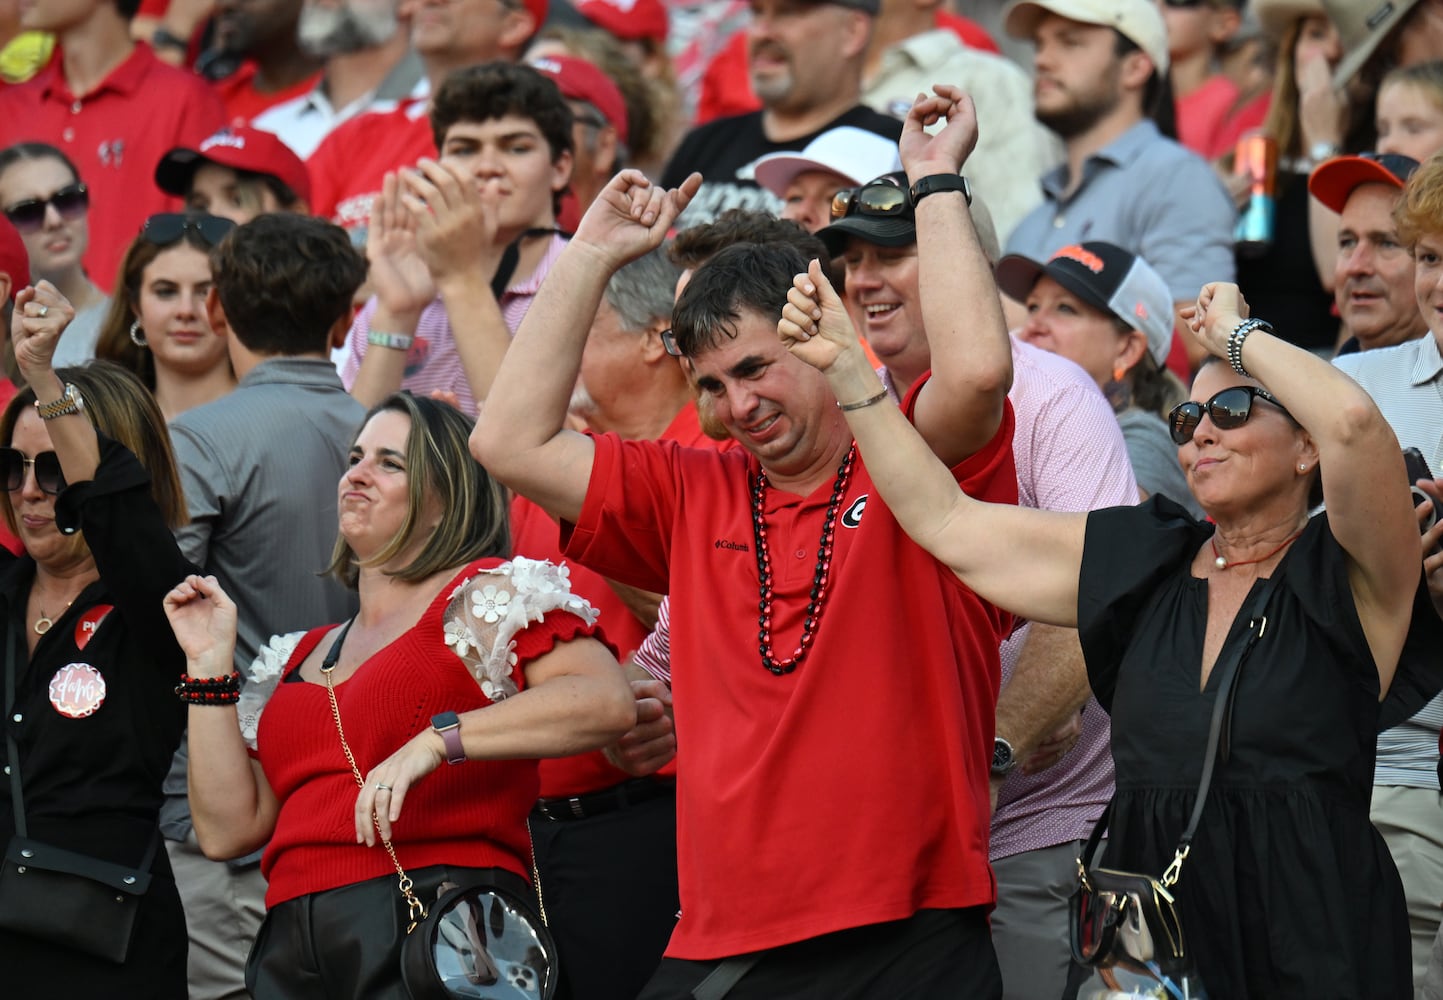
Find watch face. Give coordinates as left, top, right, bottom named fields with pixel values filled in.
left=992, top=739, right=1013, bottom=773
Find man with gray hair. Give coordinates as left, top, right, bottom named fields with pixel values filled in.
left=252, top=0, right=424, bottom=157
left=512, top=246, right=720, bottom=1000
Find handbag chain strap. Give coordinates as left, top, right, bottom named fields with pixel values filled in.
left=1081, top=570, right=1283, bottom=891
left=4, top=613, right=25, bottom=839
left=320, top=619, right=429, bottom=934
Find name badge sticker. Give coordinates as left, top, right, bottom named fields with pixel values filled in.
left=74, top=604, right=114, bottom=651
left=48, top=663, right=106, bottom=719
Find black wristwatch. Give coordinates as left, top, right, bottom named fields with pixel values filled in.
left=150, top=27, right=190, bottom=53
left=991, top=736, right=1016, bottom=777
left=910, top=173, right=971, bottom=206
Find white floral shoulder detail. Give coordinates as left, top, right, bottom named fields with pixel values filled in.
left=237, top=630, right=306, bottom=751
left=444, top=557, right=598, bottom=702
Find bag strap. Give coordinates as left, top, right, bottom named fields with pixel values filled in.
left=4, top=616, right=25, bottom=839
left=1080, top=571, right=1283, bottom=886
left=692, top=955, right=763, bottom=1000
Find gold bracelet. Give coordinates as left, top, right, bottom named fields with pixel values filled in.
left=837, top=389, right=889, bottom=412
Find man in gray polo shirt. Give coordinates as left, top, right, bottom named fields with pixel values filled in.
left=1001, top=0, right=1235, bottom=367
left=161, top=214, right=368, bottom=1000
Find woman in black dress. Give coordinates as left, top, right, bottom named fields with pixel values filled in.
left=778, top=264, right=1426, bottom=997
left=0, top=282, right=193, bottom=996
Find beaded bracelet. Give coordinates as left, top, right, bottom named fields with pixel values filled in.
left=1226, top=318, right=1273, bottom=378
left=176, top=671, right=242, bottom=705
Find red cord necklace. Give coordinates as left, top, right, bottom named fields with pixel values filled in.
left=1211, top=528, right=1304, bottom=570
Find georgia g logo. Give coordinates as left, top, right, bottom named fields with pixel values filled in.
left=841, top=495, right=868, bottom=528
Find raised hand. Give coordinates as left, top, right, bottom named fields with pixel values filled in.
left=1296, top=49, right=1346, bottom=153
left=778, top=258, right=862, bottom=373
left=898, top=84, right=979, bottom=180
left=399, top=158, right=504, bottom=287
left=11, top=282, right=76, bottom=381
left=1180, top=281, right=1249, bottom=361
left=366, top=171, right=436, bottom=316
left=571, top=169, right=702, bottom=270
left=162, top=575, right=239, bottom=680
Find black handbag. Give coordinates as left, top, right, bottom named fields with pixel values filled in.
left=320, top=620, right=558, bottom=1000
left=0, top=620, right=159, bottom=963
left=1069, top=572, right=1280, bottom=979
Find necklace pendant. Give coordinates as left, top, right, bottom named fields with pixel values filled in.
left=1214, top=556, right=1228, bottom=570
left=33, top=615, right=53, bottom=636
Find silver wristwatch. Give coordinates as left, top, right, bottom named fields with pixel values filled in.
left=34, top=383, right=85, bottom=421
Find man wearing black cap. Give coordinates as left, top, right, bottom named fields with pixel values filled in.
left=818, top=179, right=1141, bottom=1000
left=659, top=0, right=902, bottom=226
left=1311, top=152, right=1428, bottom=353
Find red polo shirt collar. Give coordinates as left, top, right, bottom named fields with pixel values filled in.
left=37, top=41, right=155, bottom=105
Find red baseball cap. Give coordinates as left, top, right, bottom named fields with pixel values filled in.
left=0, top=216, right=28, bottom=303
left=1308, top=152, right=1420, bottom=214
left=155, top=126, right=311, bottom=204
left=529, top=54, right=630, bottom=146
left=520, top=0, right=550, bottom=33
left=575, top=0, right=668, bottom=43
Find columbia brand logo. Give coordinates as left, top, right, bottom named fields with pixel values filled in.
left=715, top=539, right=750, bottom=552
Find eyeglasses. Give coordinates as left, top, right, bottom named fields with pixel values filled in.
left=0, top=448, right=65, bottom=495
left=830, top=179, right=910, bottom=222
left=141, top=213, right=236, bottom=247
left=661, top=328, right=683, bottom=358
left=2, top=183, right=89, bottom=234
left=1167, top=386, right=1288, bottom=445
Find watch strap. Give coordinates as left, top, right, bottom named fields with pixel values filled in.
left=909, top=173, right=971, bottom=206
left=431, top=711, right=466, bottom=765
left=34, top=384, right=82, bottom=421
left=367, top=330, right=415, bottom=351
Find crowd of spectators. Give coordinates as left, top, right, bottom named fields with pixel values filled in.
left=1, top=0, right=1443, bottom=997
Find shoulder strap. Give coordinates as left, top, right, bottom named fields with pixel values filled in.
left=4, top=618, right=24, bottom=838
left=1080, top=571, right=1283, bottom=874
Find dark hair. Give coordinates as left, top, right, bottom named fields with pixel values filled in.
left=328, top=393, right=509, bottom=586
left=670, top=210, right=837, bottom=285
left=430, top=62, right=574, bottom=163
left=671, top=242, right=807, bottom=357
left=94, top=222, right=217, bottom=389
left=210, top=214, right=366, bottom=355
left=1114, top=32, right=1177, bottom=140
left=0, top=143, right=83, bottom=193
left=0, top=361, right=187, bottom=533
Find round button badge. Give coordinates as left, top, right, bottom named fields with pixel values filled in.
left=48, top=663, right=106, bottom=719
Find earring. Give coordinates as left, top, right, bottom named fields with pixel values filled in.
left=1298, top=464, right=1307, bottom=473
left=129, top=320, right=147, bottom=348
left=1112, top=366, right=1126, bottom=383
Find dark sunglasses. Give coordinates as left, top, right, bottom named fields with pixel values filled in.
left=0, top=448, right=65, bottom=496
left=2, top=183, right=89, bottom=234
left=830, top=180, right=910, bottom=222
left=1167, top=386, right=1288, bottom=446
left=141, top=213, right=236, bottom=248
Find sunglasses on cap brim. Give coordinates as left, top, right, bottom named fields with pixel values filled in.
left=830, top=181, right=910, bottom=223
left=141, top=213, right=236, bottom=247
left=1167, top=385, right=1289, bottom=446
left=0, top=448, right=66, bottom=496
left=2, top=184, right=89, bottom=235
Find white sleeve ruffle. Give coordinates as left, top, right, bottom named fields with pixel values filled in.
left=442, top=556, right=598, bottom=703
left=237, top=630, right=306, bottom=752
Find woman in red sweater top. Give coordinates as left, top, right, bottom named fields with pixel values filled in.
left=163, top=392, right=635, bottom=999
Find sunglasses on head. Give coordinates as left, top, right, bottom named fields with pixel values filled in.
left=1167, top=385, right=1288, bottom=446
left=0, top=448, right=65, bottom=496
left=141, top=213, right=236, bottom=248
left=3, top=183, right=89, bottom=234
left=830, top=180, right=910, bottom=223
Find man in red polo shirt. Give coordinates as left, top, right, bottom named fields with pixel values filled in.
left=0, top=0, right=224, bottom=291
left=475, top=87, right=1015, bottom=997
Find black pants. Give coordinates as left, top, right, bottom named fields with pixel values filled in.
left=246, top=864, right=535, bottom=999
left=531, top=784, right=680, bottom=1000
left=636, top=907, right=1001, bottom=1000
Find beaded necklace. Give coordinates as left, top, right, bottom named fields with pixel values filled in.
left=750, top=443, right=856, bottom=675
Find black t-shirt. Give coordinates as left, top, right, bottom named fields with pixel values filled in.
left=660, top=105, right=904, bottom=226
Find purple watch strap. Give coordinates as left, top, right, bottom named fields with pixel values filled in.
left=432, top=712, right=466, bottom=765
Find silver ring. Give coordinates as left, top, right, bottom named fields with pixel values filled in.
left=375, top=783, right=392, bottom=792
left=35, top=305, right=47, bottom=318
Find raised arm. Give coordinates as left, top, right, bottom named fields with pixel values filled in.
left=901, top=87, right=1012, bottom=466
left=779, top=261, right=1085, bottom=626
left=472, top=170, right=700, bottom=522
left=12, top=284, right=99, bottom=481
left=1186, top=283, right=1417, bottom=682
left=163, top=575, right=280, bottom=860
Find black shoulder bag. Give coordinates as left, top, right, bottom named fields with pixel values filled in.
left=0, top=619, right=159, bottom=963
left=1069, top=573, right=1280, bottom=980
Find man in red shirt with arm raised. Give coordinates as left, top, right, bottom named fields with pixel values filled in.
left=475, top=85, right=1016, bottom=998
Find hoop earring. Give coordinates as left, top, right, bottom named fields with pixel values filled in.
left=129, top=320, right=147, bottom=348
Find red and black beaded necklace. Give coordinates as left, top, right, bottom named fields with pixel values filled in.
left=750, top=442, right=857, bottom=675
